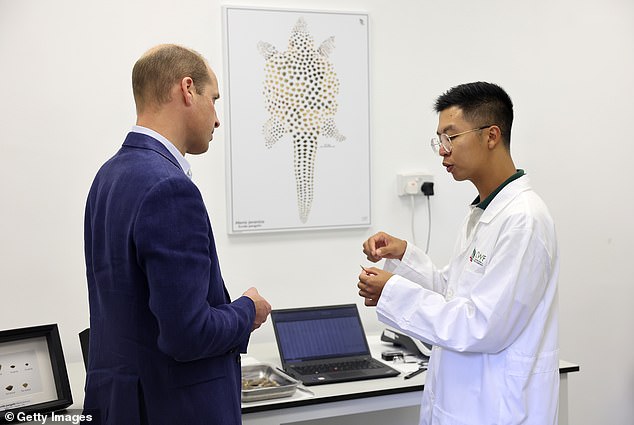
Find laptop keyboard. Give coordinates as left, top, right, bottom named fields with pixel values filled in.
left=293, top=359, right=382, bottom=375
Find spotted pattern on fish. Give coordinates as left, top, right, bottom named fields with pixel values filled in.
left=258, top=17, right=345, bottom=223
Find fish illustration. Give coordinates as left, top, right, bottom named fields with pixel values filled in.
left=258, top=17, right=345, bottom=223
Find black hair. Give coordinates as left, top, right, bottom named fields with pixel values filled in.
left=434, top=82, right=514, bottom=148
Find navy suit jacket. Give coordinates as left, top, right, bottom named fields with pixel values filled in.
left=83, top=132, right=255, bottom=425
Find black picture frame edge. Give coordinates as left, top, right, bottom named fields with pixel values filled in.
left=0, top=324, right=73, bottom=423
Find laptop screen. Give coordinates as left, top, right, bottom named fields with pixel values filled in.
left=272, top=304, right=370, bottom=363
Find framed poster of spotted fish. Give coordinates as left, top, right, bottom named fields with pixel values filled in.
left=222, top=6, right=371, bottom=233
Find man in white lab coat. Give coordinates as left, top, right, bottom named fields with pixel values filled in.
left=358, top=82, right=559, bottom=425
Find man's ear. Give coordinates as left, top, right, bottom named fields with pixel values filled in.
left=486, top=125, right=503, bottom=150
left=180, top=77, right=195, bottom=106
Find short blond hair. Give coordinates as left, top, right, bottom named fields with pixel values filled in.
left=132, top=44, right=211, bottom=112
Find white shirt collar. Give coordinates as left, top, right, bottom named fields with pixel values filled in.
left=130, top=125, right=192, bottom=179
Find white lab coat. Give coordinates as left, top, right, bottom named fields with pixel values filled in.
left=377, top=175, right=559, bottom=425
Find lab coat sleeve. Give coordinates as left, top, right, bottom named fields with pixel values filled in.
left=377, top=223, right=554, bottom=354
left=383, top=241, right=449, bottom=294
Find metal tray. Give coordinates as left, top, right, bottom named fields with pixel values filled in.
left=241, top=364, right=299, bottom=402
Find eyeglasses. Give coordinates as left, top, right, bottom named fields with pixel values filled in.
left=430, top=125, right=493, bottom=154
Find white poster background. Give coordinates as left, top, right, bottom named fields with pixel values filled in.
left=223, top=7, right=371, bottom=233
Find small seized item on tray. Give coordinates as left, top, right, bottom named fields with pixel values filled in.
left=242, top=376, right=280, bottom=389
left=241, top=364, right=300, bottom=402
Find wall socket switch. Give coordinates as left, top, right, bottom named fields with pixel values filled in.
left=397, top=173, right=434, bottom=197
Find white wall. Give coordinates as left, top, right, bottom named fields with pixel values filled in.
left=1, top=0, right=633, bottom=424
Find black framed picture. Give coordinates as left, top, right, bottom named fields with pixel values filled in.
left=0, top=324, right=72, bottom=422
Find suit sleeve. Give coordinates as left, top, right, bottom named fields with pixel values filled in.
left=133, top=176, right=255, bottom=362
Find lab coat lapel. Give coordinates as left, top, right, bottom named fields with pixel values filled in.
left=479, top=176, right=532, bottom=225
left=456, top=206, right=479, bottom=259
left=456, top=176, right=532, bottom=259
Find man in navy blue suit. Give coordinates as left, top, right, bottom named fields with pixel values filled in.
left=83, top=44, right=272, bottom=425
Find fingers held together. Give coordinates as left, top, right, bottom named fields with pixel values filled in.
left=358, top=281, right=376, bottom=307
left=364, top=297, right=378, bottom=307
left=362, top=231, right=406, bottom=262
left=357, top=268, right=393, bottom=307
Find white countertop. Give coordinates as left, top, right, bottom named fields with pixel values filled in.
left=57, top=335, right=579, bottom=414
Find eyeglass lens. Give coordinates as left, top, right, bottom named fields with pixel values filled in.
left=431, top=134, right=452, bottom=154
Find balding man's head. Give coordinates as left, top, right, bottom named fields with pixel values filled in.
left=132, top=44, right=212, bottom=113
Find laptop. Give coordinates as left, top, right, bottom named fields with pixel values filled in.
left=271, top=304, right=401, bottom=386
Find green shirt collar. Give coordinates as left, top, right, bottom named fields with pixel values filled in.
left=472, top=169, right=525, bottom=210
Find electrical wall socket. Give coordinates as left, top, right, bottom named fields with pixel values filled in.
left=397, top=172, right=434, bottom=196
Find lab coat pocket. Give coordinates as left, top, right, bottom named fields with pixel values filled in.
left=463, top=259, right=486, bottom=276
left=500, top=350, right=560, bottom=424
left=506, top=349, right=559, bottom=377
left=454, top=266, right=484, bottom=298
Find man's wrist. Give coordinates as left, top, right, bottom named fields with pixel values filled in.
left=400, top=240, right=408, bottom=260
